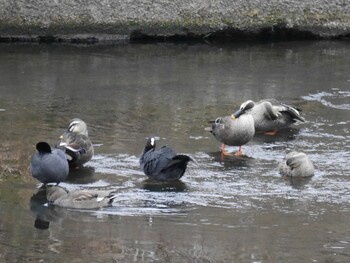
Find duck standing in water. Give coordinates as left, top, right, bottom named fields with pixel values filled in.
left=140, top=137, right=194, bottom=181
left=239, top=99, right=305, bottom=135
left=279, top=151, right=315, bottom=178
left=205, top=100, right=255, bottom=156
left=46, top=186, right=117, bottom=209
left=31, top=142, right=69, bottom=185
left=57, top=118, right=94, bottom=168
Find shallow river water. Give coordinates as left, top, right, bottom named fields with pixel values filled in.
left=0, top=40, right=349, bottom=262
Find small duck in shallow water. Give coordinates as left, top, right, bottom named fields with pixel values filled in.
left=205, top=100, right=255, bottom=156
left=31, top=142, right=69, bottom=185
left=140, top=137, right=195, bottom=181
left=279, top=151, right=314, bottom=178
left=46, top=186, right=117, bottom=209
left=57, top=118, right=94, bottom=168
left=239, top=99, right=305, bottom=135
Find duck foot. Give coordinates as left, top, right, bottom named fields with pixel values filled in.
left=221, top=144, right=243, bottom=159
left=234, top=146, right=243, bottom=156
left=264, top=130, right=278, bottom=135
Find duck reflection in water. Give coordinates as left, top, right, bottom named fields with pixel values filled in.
left=284, top=176, right=313, bottom=189
left=29, top=188, right=63, bottom=230
left=65, top=166, right=96, bottom=184
left=141, top=179, right=188, bottom=192
left=251, top=127, right=301, bottom=144
left=207, top=150, right=256, bottom=171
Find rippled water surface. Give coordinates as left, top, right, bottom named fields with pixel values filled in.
left=0, top=41, right=349, bottom=262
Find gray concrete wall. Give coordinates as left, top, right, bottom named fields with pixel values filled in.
left=0, top=0, right=349, bottom=41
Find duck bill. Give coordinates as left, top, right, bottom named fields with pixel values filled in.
left=60, top=131, right=70, bottom=140
left=232, top=109, right=244, bottom=119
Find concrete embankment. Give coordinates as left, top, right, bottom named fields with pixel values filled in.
left=0, top=0, right=349, bottom=42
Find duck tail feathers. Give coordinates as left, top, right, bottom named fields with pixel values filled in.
left=107, top=194, right=118, bottom=204
left=288, top=107, right=305, bottom=122
left=280, top=103, right=305, bottom=122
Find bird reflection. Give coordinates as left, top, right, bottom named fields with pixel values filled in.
left=29, top=188, right=64, bottom=230
left=141, top=179, right=188, bottom=192
left=252, top=127, right=301, bottom=144
left=207, top=151, right=256, bottom=170
left=283, top=176, right=313, bottom=189
left=65, top=166, right=96, bottom=184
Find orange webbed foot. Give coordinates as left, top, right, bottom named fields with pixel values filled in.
left=264, top=130, right=278, bottom=136
left=234, top=146, right=243, bottom=156
left=221, top=144, right=243, bottom=159
left=234, top=151, right=243, bottom=156
left=221, top=144, right=231, bottom=155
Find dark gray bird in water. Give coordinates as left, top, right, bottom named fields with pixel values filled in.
left=57, top=118, right=94, bottom=168
left=239, top=99, right=305, bottom=135
left=31, top=142, right=69, bottom=185
left=140, top=137, right=194, bottom=181
left=205, top=100, right=255, bottom=156
left=46, top=186, right=117, bottom=209
left=279, top=151, right=315, bottom=178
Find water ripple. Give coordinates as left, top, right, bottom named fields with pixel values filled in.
left=302, top=90, right=350, bottom=110
left=74, top=146, right=350, bottom=216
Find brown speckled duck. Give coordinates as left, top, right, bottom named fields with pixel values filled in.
left=57, top=118, right=94, bottom=168
left=46, top=186, right=117, bottom=209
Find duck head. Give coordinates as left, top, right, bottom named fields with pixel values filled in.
left=232, top=100, right=255, bottom=119
left=66, top=118, right=88, bottom=136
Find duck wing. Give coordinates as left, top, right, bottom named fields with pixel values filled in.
left=262, top=99, right=304, bottom=122
left=57, top=133, right=93, bottom=165
left=278, top=103, right=305, bottom=122
left=70, top=191, right=98, bottom=201
left=58, top=133, right=92, bottom=152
